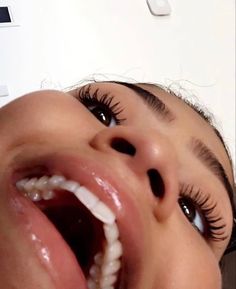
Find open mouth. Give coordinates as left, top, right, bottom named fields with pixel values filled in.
left=16, top=175, right=123, bottom=289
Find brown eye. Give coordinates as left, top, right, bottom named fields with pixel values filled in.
left=90, top=106, right=113, bottom=127
left=178, top=197, right=196, bottom=223
left=178, top=197, right=204, bottom=234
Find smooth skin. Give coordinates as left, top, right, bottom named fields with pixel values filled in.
left=0, top=82, right=234, bottom=289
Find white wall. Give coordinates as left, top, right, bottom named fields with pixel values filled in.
left=0, top=0, right=235, bottom=163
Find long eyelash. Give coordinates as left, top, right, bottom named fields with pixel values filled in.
left=76, top=85, right=126, bottom=125
left=180, top=184, right=228, bottom=242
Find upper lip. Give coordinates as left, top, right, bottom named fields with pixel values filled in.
left=9, top=150, right=145, bottom=288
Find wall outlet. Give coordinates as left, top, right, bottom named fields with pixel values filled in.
left=0, top=85, right=9, bottom=96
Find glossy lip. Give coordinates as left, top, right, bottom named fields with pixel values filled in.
left=7, top=177, right=88, bottom=289
left=8, top=151, right=145, bottom=289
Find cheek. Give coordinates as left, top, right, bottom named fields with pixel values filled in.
left=151, top=240, right=222, bottom=289
left=157, top=262, right=221, bottom=289
left=149, top=216, right=222, bottom=289
left=0, top=92, right=100, bottom=148
left=168, top=251, right=221, bottom=289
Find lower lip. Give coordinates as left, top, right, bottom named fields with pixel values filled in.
left=7, top=183, right=89, bottom=289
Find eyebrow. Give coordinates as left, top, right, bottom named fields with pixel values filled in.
left=190, top=138, right=235, bottom=212
left=113, top=81, right=235, bottom=214
left=114, top=82, right=176, bottom=122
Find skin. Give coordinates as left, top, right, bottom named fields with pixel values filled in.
left=0, top=82, right=234, bottom=289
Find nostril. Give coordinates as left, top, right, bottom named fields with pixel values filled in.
left=110, top=137, right=136, bottom=156
left=147, top=169, right=165, bottom=198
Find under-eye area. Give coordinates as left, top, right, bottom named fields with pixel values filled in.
left=16, top=175, right=123, bottom=289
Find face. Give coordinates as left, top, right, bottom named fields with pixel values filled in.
left=0, top=82, right=234, bottom=289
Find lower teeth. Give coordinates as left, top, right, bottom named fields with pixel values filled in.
left=16, top=175, right=123, bottom=289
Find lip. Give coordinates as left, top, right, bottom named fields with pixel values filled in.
left=4, top=151, right=145, bottom=289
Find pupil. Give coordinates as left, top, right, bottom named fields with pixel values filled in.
left=179, top=198, right=196, bottom=222
left=91, top=107, right=111, bottom=126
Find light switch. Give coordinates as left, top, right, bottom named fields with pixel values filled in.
left=0, top=85, right=9, bottom=97
left=147, top=0, right=171, bottom=16
left=0, top=4, right=19, bottom=27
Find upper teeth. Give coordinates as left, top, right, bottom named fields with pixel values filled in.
left=16, top=175, right=123, bottom=289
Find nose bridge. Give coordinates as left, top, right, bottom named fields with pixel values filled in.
left=132, top=128, right=176, bottom=174
left=90, top=126, right=179, bottom=221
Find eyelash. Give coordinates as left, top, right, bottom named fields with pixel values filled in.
left=179, top=184, right=227, bottom=242
left=76, top=85, right=126, bottom=126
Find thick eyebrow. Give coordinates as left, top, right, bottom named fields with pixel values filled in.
left=114, top=82, right=176, bottom=122
left=189, top=138, right=235, bottom=213
left=112, top=81, right=235, bottom=216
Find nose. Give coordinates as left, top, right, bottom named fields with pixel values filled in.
left=90, top=126, right=179, bottom=221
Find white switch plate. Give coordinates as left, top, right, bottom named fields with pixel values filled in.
left=147, top=0, right=171, bottom=16
left=0, top=85, right=9, bottom=96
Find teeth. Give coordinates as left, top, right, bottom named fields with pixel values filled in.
left=75, top=186, right=99, bottom=209
left=104, top=224, right=119, bottom=244
left=35, top=176, right=50, bottom=191
left=28, top=190, right=42, bottom=201
left=104, top=240, right=123, bottom=262
left=91, top=201, right=115, bottom=225
left=16, top=178, right=29, bottom=191
left=16, top=174, right=123, bottom=289
left=89, top=264, right=101, bottom=280
left=94, top=252, right=103, bottom=266
left=42, top=190, right=55, bottom=200
left=100, top=275, right=117, bottom=287
left=48, top=175, right=65, bottom=188
left=87, top=278, right=98, bottom=289
left=24, top=177, right=38, bottom=192
left=60, top=180, right=79, bottom=193
left=102, top=260, right=121, bottom=276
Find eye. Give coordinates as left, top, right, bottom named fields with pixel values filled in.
left=87, top=104, right=116, bottom=127
left=76, top=85, right=126, bottom=127
left=179, top=185, right=227, bottom=242
left=178, top=197, right=204, bottom=233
